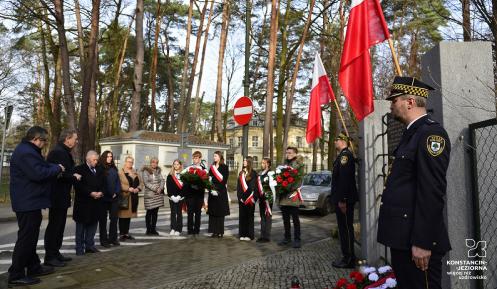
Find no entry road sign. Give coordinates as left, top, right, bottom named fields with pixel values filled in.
left=233, top=96, right=253, bottom=126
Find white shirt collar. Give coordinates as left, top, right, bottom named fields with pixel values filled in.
left=407, top=114, right=427, bottom=130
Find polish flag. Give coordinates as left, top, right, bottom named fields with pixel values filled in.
left=338, top=0, right=390, bottom=121
left=306, top=54, right=335, bottom=144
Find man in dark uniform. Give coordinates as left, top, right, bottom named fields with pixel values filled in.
left=185, top=151, right=207, bottom=236
left=331, top=132, right=358, bottom=269
left=377, top=76, right=451, bottom=289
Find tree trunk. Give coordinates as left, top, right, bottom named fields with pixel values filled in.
left=192, top=0, right=215, bottom=133
left=53, top=0, right=76, bottom=131
left=263, top=0, right=279, bottom=159
left=177, top=0, right=194, bottom=133
left=74, top=0, right=85, bottom=84
left=250, top=2, right=268, bottom=98
left=214, top=0, right=231, bottom=142
left=88, top=43, right=98, bottom=151
left=129, top=0, right=145, bottom=132
left=163, top=31, right=175, bottom=132
left=78, top=0, right=100, bottom=157
left=312, top=141, right=318, bottom=171
left=184, top=0, right=209, bottom=134
left=462, top=0, right=471, bottom=41
left=275, top=0, right=291, bottom=163
left=282, top=0, right=314, bottom=157
left=149, top=0, right=163, bottom=131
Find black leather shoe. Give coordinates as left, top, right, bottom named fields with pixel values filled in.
left=8, top=276, right=40, bottom=287
left=28, top=265, right=55, bottom=277
left=100, top=242, right=112, bottom=248
left=44, top=258, right=66, bottom=267
left=332, top=259, right=355, bottom=269
left=85, top=247, right=100, bottom=253
left=292, top=239, right=301, bottom=248
left=111, top=240, right=121, bottom=246
left=126, top=234, right=135, bottom=240
left=57, top=254, right=72, bottom=262
left=278, top=239, right=291, bottom=246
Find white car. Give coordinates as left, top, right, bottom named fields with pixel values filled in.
left=299, top=171, right=333, bottom=215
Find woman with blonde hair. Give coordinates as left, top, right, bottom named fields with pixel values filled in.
left=118, top=156, right=142, bottom=241
left=166, top=159, right=184, bottom=235
left=141, top=157, right=165, bottom=235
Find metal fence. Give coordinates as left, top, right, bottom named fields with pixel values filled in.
left=469, top=118, right=497, bottom=289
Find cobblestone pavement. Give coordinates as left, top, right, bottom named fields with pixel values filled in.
left=0, top=204, right=358, bottom=289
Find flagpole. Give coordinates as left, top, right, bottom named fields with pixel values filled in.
left=331, top=98, right=355, bottom=154
left=388, top=38, right=402, bottom=76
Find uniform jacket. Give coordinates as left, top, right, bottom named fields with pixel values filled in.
left=72, top=164, right=105, bottom=224
left=10, top=140, right=62, bottom=212
left=331, top=147, right=358, bottom=204
left=118, top=168, right=142, bottom=218
left=166, top=173, right=184, bottom=198
left=46, top=142, right=77, bottom=208
left=208, top=163, right=230, bottom=217
left=141, top=166, right=165, bottom=210
left=377, top=115, right=451, bottom=253
left=278, top=157, right=304, bottom=207
left=258, top=170, right=274, bottom=211
left=237, top=169, right=258, bottom=206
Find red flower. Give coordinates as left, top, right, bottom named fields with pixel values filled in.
left=189, top=168, right=195, bottom=173
left=345, top=284, right=357, bottom=289
left=276, top=176, right=283, bottom=183
left=335, top=278, right=348, bottom=289
left=292, top=169, right=298, bottom=174
left=283, top=171, right=290, bottom=177
left=349, top=271, right=364, bottom=283
left=287, top=177, right=294, bottom=183
left=282, top=181, right=288, bottom=187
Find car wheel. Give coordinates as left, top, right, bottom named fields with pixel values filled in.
left=319, top=198, right=333, bottom=216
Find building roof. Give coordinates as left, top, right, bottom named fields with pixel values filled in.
left=99, top=130, right=229, bottom=148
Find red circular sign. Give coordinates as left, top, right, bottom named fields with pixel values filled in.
left=233, top=96, right=253, bottom=126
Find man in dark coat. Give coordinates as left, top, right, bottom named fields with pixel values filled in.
left=377, top=76, right=451, bottom=289
left=330, top=132, right=358, bottom=269
left=73, top=150, right=105, bottom=255
left=8, top=126, right=64, bottom=287
left=44, top=129, right=80, bottom=267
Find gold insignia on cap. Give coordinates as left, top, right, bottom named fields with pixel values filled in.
left=426, top=135, right=445, bottom=156
left=392, top=84, right=429, bottom=98
left=340, top=155, right=348, bottom=165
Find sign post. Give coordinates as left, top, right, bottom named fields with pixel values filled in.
left=0, top=105, right=13, bottom=201
left=233, top=96, right=253, bottom=161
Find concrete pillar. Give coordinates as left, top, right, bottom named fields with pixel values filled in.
left=358, top=99, right=390, bottom=265
left=421, top=41, right=496, bottom=289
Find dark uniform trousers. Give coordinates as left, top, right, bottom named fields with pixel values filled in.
left=9, top=210, right=43, bottom=280
left=169, top=200, right=183, bottom=232
left=391, top=248, right=443, bottom=289
left=239, top=203, right=255, bottom=239
left=99, top=200, right=119, bottom=243
left=259, top=202, right=272, bottom=240
left=281, top=206, right=300, bottom=241
left=44, top=207, right=68, bottom=260
left=187, top=196, right=203, bottom=234
left=335, top=203, right=355, bottom=261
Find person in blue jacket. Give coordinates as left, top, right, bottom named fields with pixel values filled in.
left=8, top=126, right=64, bottom=287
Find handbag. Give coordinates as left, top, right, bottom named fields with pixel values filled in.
left=118, top=193, right=130, bottom=210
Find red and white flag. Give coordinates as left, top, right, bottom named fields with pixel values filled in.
left=338, top=0, right=390, bottom=121
left=306, top=54, right=335, bottom=144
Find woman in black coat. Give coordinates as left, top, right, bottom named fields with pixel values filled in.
left=166, top=159, right=184, bottom=235
left=237, top=156, right=258, bottom=241
left=207, top=151, right=230, bottom=238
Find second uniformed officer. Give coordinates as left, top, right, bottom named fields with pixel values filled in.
left=377, top=76, right=451, bottom=289
left=331, top=132, right=358, bottom=269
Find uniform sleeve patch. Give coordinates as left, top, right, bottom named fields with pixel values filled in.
left=426, top=135, right=446, bottom=156
left=340, top=155, right=348, bottom=165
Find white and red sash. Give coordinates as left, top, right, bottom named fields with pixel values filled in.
left=289, top=188, right=303, bottom=202
left=257, top=176, right=264, bottom=197
left=244, top=192, right=255, bottom=206
left=210, top=165, right=223, bottom=183
left=172, top=173, right=183, bottom=189
left=239, top=172, right=248, bottom=193
left=264, top=200, right=272, bottom=216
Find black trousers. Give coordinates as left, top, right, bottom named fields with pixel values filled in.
left=208, top=215, right=225, bottom=235
left=169, top=200, right=183, bottom=232
left=281, top=206, right=300, bottom=241
left=99, top=200, right=119, bottom=243
left=391, top=248, right=444, bottom=289
left=119, top=218, right=131, bottom=235
left=259, top=202, right=273, bottom=240
left=238, top=203, right=255, bottom=239
left=9, top=210, right=43, bottom=281
left=145, top=208, right=159, bottom=232
left=335, top=202, right=355, bottom=260
left=44, top=207, right=68, bottom=260
left=186, top=197, right=203, bottom=234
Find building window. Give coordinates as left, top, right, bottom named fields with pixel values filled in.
left=238, top=136, right=243, bottom=147
left=253, top=156, right=259, bottom=169
left=229, top=138, right=234, bottom=148
left=296, top=136, right=303, bottom=148
left=252, top=136, right=259, bottom=147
